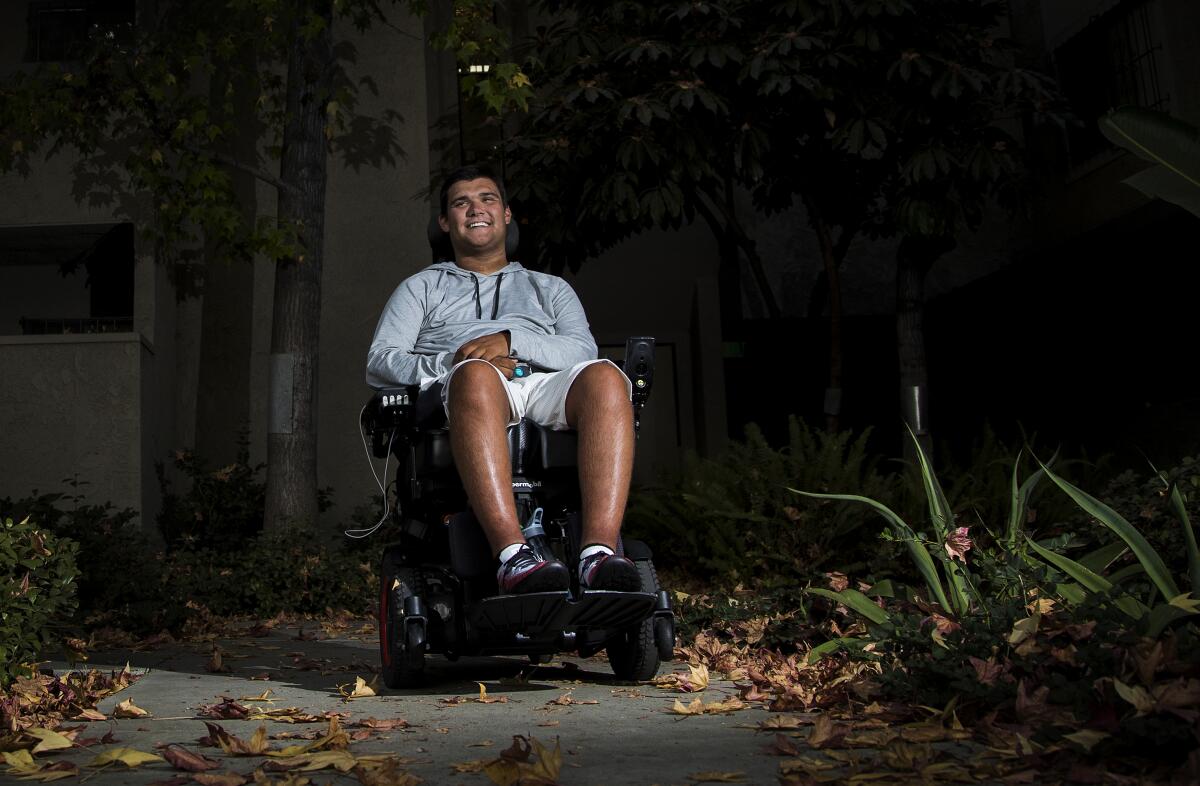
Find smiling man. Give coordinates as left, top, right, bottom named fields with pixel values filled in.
left=366, top=165, right=639, bottom=596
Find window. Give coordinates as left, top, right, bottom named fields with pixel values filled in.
left=0, top=223, right=134, bottom=336
left=1053, top=0, right=1168, bottom=167
left=25, top=0, right=135, bottom=63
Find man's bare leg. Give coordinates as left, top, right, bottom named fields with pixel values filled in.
left=565, top=362, right=635, bottom=549
left=446, top=361, right=524, bottom=556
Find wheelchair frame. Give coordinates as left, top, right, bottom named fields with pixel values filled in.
left=362, top=338, right=675, bottom=687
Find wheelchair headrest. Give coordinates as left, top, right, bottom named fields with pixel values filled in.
left=428, top=214, right=520, bottom=263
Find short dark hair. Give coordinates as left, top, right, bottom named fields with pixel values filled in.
left=439, top=164, right=508, bottom=216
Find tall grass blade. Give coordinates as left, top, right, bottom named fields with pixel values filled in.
left=907, top=424, right=953, bottom=540
left=808, top=587, right=892, bottom=625
left=793, top=489, right=952, bottom=611
left=1006, top=449, right=1057, bottom=548
left=1168, top=485, right=1200, bottom=592
left=904, top=426, right=971, bottom=615
left=1025, top=537, right=1145, bottom=620
left=1040, top=461, right=1181, bottom=600
left=1077, top=541, right=1130, bottom=574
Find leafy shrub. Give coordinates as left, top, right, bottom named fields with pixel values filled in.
left=156, top=443, right=268, bottom=549
left=0, top=488, right=159, bottom=631
left=0, top=517, right=79, bottom=687
left=626, top=417, right=902, bottom=585
left=156, top=437, right=334, bottom=550
left=165, top=524, right=375, bottom=617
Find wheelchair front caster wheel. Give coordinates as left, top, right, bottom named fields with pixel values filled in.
left=606, top=560, right=663, bottom=681
left=379, top=548, right=427, bottom=689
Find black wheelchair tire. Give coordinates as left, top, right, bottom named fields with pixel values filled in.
left=378, top=548, right=426, bottom=689
left=606, top=559, right=662, bottom=681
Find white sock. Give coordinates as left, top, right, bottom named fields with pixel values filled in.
left=498, top=543, right=524, bottom=565
left=577, top=544, right=614, bottom=577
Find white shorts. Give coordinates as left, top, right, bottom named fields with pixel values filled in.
left=435, top=358, right=631, bottom=431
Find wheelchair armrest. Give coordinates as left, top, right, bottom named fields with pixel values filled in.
left=363, top=385, right=419, bottom=457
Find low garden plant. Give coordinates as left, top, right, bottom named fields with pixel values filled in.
left=0, top=516, right=78, bottom=687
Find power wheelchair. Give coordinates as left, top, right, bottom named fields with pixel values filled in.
left=360, top=223, right=675, bottom=688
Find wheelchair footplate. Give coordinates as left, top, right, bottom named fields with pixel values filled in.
left=469, top=590, right=655, bottom=634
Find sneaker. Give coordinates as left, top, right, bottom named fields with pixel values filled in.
left=578, top=551, right=641, bottom=592
left=496, top=546, right=570, bottom=594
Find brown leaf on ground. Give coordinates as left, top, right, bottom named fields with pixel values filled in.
left=199, top=698, right=252, bottom=720
left=545, top=693, right=598, bottom=707
left=687, top=772, right=746, bottom=783
left=112, top=698, right=150, bottom=719
left=207, top=646, right=232, bottom=674
left=216, top=724, right=271, bottom=756
left=450, top=759, right=489, bottom=773
left=86, top=747, right=165, bottom=768
left=653, top=663, right=710, bottom=693
left=474, top=683, right=508, bottom=704
left=764, top=733, right=801, bottom=756
left=161, top=744, right=221, bottom=772
left=338, top=677, right=377, bottom=701
left=806, top=714, right=848, bottom=749
left=352, top=718, right=412, bottom=730
left=352, top=757, right=423, bottom=786
left=249, top=707, right=325, bottom=724
left=248, top=673, right=273, bottom=681
left=758, top=715, right=808, bottom=731
left=670, top=696, right=747, bottom=716
left=193, top=773, right=249, bottom=786
left=75, top=708, right=107, bottom=721
left=483, top=736, right=560, bottom=786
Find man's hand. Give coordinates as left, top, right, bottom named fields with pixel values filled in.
left=454, top=331, right=510, bottom=364
left=488, top=355, right=518, bottom=380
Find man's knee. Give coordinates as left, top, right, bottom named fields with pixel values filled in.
left=446, top=359, right=507, bottom=410
left=575, top=361, right=631, bottom=403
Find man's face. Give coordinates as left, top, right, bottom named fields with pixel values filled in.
left=438, top=177, right=511, bottom=257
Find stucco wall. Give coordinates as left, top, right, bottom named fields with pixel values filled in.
left=0, top=334, right=144, bottom=514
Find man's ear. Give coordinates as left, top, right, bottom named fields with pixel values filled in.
left=438, top=214, right=450, bottom=233
left=504, top=205, right=512, bottom=225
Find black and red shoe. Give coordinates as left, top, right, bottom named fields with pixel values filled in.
left=496, top=546, right=570, bottom=594
left=578, top=551, right=641, bottom=592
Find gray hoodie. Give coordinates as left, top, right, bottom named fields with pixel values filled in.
left=366, top=260, right=598, bottom=388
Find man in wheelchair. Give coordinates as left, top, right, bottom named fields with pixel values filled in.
left=363, top=165, right=672, bottom=685
left=367, top=164, right=639, bottom=595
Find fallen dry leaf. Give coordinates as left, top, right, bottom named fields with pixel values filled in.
left=339, top=677, right=377, bottom=701
left=112, top=698, right=150, bottom=719
left=198, top=698, right=251, bottom=720
left=475, top=683, right=508, bottom=704
left=352, top=718, right=412, bottom=731
left=206, top=646, right=231, bottom=674
left=87, top=747, right=165, bottom=768
left=25, top=728, right=74, bottom=754
left=687, top=772, right=746, bottom=783
left=2, top=750, right=79, bottom=782
left=192, top=773, right=249, bottom=786
left=161, top=744, right=221, bottom=772
left=806, top=714, right=847, bottom=749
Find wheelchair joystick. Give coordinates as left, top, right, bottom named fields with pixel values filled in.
left=622, top=336, right=655, bottom=434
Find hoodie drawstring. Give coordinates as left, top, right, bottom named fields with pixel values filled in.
left=471, top=272, right=505, bottom=320
left=491, top=273, right=504, bottom=320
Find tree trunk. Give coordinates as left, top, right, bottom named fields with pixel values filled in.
left=264, top=1, right=333, bottom=529
left=896, top=235, right=954, bottom=464
left=813, top=215, right=843, bottom=433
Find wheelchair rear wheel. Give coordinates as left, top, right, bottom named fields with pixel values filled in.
left=606, top=559, right=662, bottom=681
left=379, top=548, right=426, bottom=688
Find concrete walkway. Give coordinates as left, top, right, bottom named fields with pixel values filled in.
left=30, top=623, right=786, bottom=785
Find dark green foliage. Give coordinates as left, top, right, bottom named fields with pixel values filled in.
left=156, top=442, right=268, bottom=548
left=0, top=516, right=78, bottom=687
left=0, top=488, right=157, bottom=631
left=627, top=417, right=902, bottom=583
left=1072, top=459, right=1200, bottom=578
left=164, top=525, right=374, bottom=618
left=156, top=440, right=332, bottom=549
